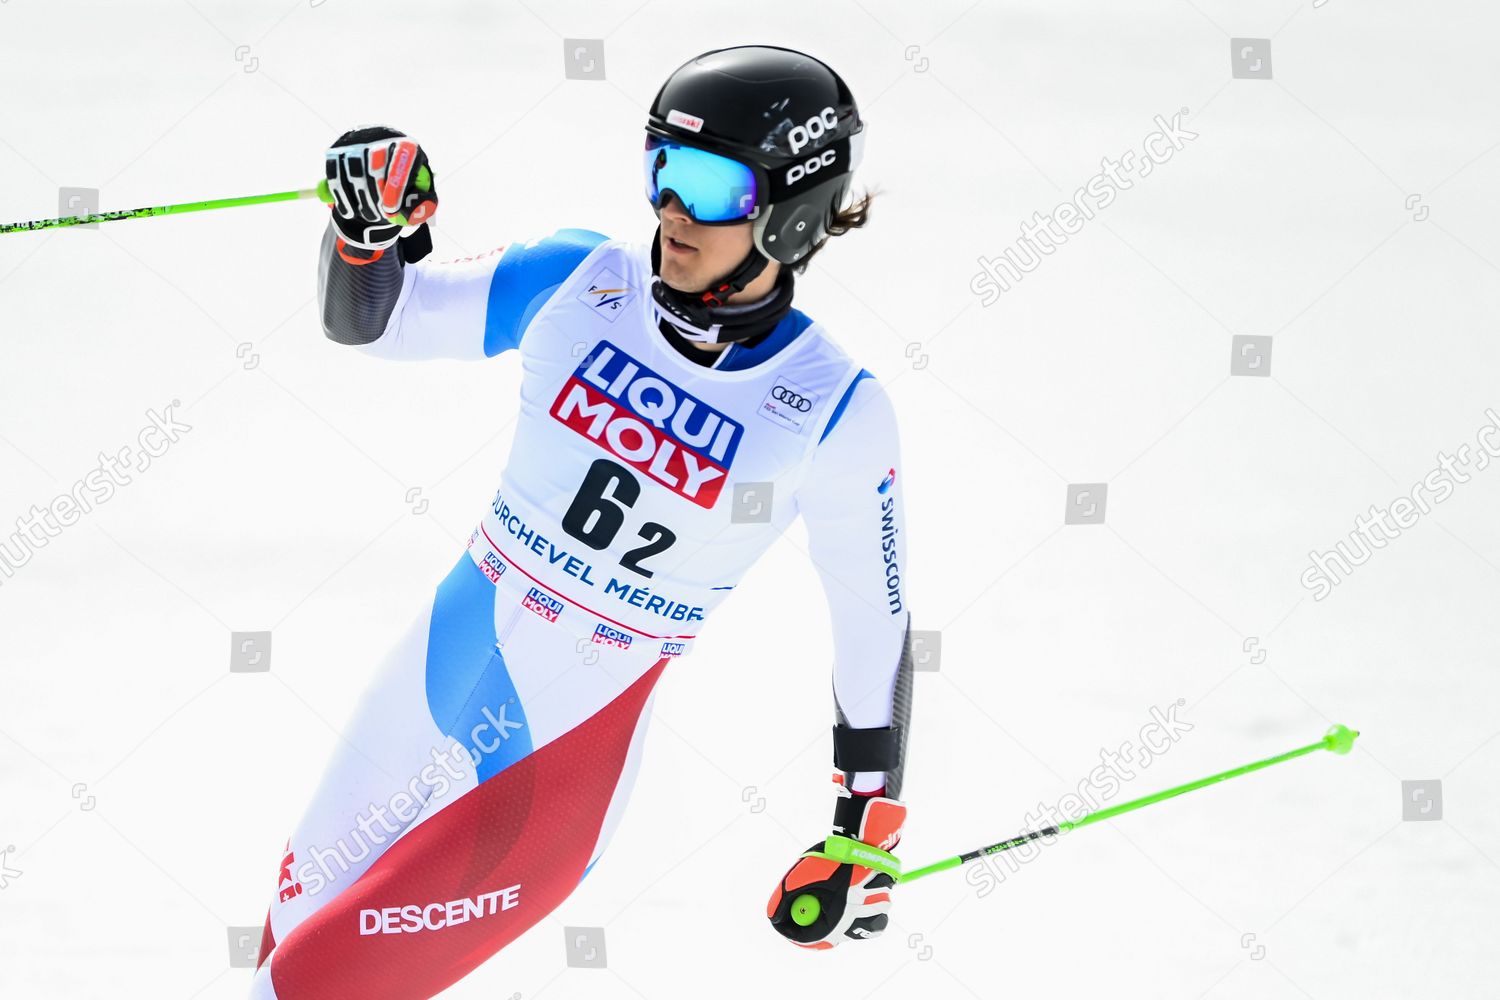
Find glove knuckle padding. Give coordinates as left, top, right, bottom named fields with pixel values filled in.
left=324, top=124, right=439, bottom=248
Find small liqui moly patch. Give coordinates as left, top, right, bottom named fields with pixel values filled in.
left=666, top=108, right=704, bottom=132
left=480, top=550, right=506, bottom=584
left=522, top=587, right=564, bottom=623
left=592, top=623, right=633, bottom=649
left=551, top=341, right=743, bottom=509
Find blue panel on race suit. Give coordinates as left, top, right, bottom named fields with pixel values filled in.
left=818, top=367, right=873, bottom=443
left=483, top=228, right=610, bottom=356
left=424, top=555, right=534, bottom=782
left=719, top=306, right=813, bottom=371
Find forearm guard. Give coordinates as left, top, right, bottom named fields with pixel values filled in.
left=317, top=220, right=432, bottom=346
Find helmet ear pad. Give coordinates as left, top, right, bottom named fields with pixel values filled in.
left=753, top=174, right=854, bottom=265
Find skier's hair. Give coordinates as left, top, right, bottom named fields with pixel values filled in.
left=789, top=185, right=879, bottom=274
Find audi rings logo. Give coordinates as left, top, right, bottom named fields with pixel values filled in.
left=771, top=385, right=813, bottom=412
left=759, top=375, right=821, bottom=433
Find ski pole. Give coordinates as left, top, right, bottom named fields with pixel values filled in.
left=895, top=723, right=1359, bottom=885
left=788, top=723, right=1360, bottom=928
left=0, top=181, right=333, bottom=234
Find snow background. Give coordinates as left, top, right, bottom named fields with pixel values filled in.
left=2, top=0, right=1498, bottom=997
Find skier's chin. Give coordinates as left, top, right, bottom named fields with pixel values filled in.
left=659, top=257, right=711, bottom=294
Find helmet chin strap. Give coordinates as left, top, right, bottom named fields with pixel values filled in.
left=649, top=223, right=793, bottom=345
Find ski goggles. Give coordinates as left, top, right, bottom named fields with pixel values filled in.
left=643, top=134, right=762, bottom=224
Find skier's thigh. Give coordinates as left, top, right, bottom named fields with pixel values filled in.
left=266, top=556, right=506, bottom=937
left=252, top=649, right=669, bottom=999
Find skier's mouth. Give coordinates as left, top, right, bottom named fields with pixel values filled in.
left=665, top=234, right=696, bottom=254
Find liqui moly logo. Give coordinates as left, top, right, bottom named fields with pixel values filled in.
left=660, top=641, right=686, bottom=657
left=592, top=623, right=634, bottom=649
left=522, top=587, right=564, bottom=622
left=480, top=550, right=506, bottom=584
left=551, top=342, right=743, bottom=508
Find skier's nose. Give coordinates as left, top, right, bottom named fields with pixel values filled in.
left=660, top=190, right=692, bottom=223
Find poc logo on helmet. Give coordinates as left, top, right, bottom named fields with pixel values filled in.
left=787, top=106, right=840, bottom=154
left=786, top=149, right=837, bottom=186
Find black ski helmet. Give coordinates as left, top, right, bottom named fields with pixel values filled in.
left=645, top=45, right=865, bottom=267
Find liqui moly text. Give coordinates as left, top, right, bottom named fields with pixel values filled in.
left=551, top=342, right=743, bottom=508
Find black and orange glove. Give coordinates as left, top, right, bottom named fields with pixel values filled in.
left=321, top=125, right=439, bottom=253
left=766, top=774, right=907, bottom=949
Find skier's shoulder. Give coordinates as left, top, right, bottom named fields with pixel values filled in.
left=484, top=226, right=618, bottom=314
left=788, top=306, right=854, bottom=363
left=766, top=308, right=893, bottom=447
left=491, top=226, right=616, bottom=280
left=815, top=360, right=892, bottom=446
left=425, top=226, right=614, bottom=287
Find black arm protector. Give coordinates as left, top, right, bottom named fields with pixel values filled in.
left=316, top=220, right=433, bottom=346
left=831, top=614, right=915, bottom=800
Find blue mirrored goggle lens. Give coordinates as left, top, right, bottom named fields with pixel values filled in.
left=644, top=136, right=759, bottom=223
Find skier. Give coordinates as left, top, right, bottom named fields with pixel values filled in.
left=250, top=44, right=914, bottom=999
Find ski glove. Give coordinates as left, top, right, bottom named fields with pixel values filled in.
left=766, top=774, right=907, bottom=949
left=323, top=125, right=438, bottom=252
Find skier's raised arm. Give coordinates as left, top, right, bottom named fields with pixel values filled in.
left=317, top=125, right=606, bottom=361
left=766, top=373, right=914, bottom=947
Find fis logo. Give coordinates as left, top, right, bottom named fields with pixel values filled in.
left=552, top=342, right=743, bottom=508
left=577, top=265, right=635, bottom=323
left=522, top=587, right=564, bottom=623
left=480, top=550, right=506, bottom=584
left=592, top=623, right=634, bottom=650
left=660, top=641, right=686, bottom=657
left=878, top=468, right=896, bottom=494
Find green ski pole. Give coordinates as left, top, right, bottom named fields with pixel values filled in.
left=1, top=181, right=333, bottom=234
left=892, top=723, right=1359, bottom=886
left=783, top=726, right=1360, bottom=930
